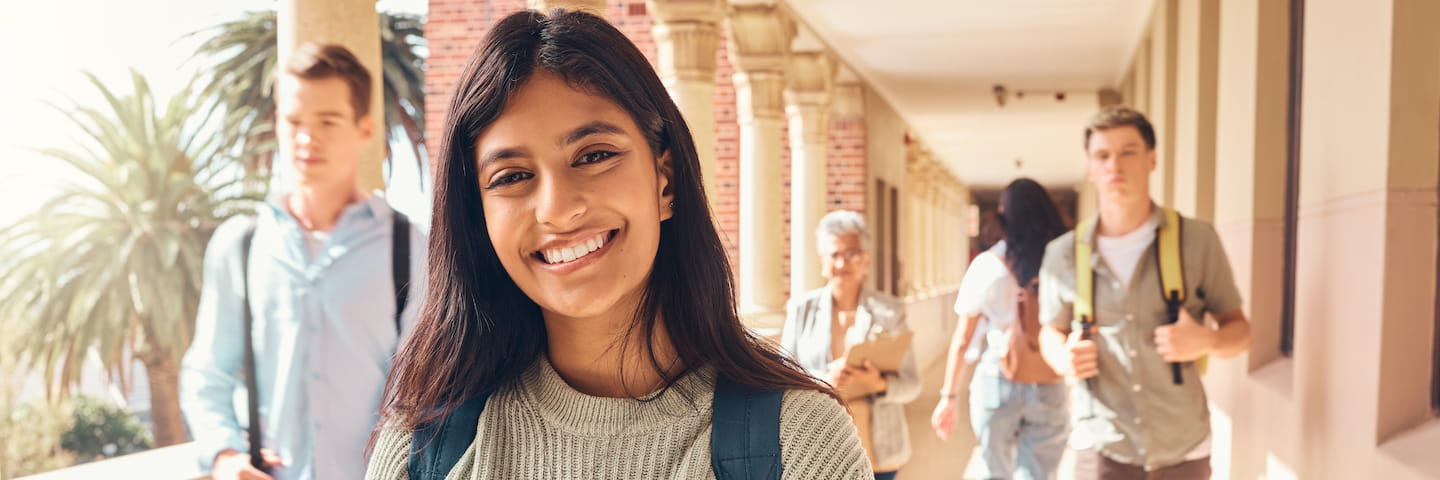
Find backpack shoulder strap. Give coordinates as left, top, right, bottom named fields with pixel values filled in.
left=1157, top=207, right=1185, bottom=305
left=1073, top=219, right=1096, bottom=332
left=391, top=211, right=411, bottom=335
left=711, top=376, right=783, bottom=480
left=1155, top=207, right=1208, bottom=375
left=237, top=216, right=268, bottom=471
left=408, top=393, right=491, bottom=480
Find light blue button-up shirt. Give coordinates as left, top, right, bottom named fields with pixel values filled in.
left=180, top=195, right=426, bottom=480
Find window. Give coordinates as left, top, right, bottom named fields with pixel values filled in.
left=889, top=185, right=900, bottom=296
left=875, top=178, right=888, bottom=293
left=1434, top=113, right=1440, bottom=415
left=1279, top=0, right=1305, bottom=357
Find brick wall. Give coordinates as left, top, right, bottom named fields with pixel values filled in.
left=425, top=0, right=868, bottom=300
left=828, top=116, right=867, bottom=214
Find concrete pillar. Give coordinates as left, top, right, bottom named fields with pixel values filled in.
left=785, top=50, right=836, bottom=295
left=277, top=0, right=384, bottom=192
left=1148, top=0, right=1179, bottom=207
left=649, top=0, right=722, bottom=203
left=1172, top=0, right=1220, bottom=221
left=527, top=0, right=605, bottom=15
left=727, top=4, right=794, bottom=328
left=919, top=169, right=935, bottom=293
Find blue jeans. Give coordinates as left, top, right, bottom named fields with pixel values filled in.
left=968, top=364, right=1069, bottom=480
left=874, top=471, right=898, bottom=480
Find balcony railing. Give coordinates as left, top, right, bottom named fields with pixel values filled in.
left=15, top=442, right=204, bottom=480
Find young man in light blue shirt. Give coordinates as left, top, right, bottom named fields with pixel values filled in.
left=180, top=43, right=427, bottom=480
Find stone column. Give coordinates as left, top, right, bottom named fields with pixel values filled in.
left=785, top=50, right=836, bottom=296
left=727, top=4, right=794, bottom=328
left=649, top=0, right=723, bottom=203
left=278, top=0, right=384, bottom=192
left=527, top=0, right=606, bottom=15
left=924, top=173, right=939, bottom=293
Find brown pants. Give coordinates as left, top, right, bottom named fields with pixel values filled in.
left=1073, top=450, right=1211, bottom=480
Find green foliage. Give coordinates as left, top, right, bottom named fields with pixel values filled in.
left=0, top=399, right=76, bottom=479
left=0, top=71, right=264, bottom=445
left=60, top=395, right=152, bottom=463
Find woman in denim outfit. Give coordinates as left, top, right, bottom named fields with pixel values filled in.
left=931, top=178, right=1070, bottom=480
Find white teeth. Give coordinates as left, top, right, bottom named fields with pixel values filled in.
left=540, top=232, right=610, bottom=265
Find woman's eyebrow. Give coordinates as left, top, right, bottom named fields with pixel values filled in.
left=558, top=120, right=626, bottom=149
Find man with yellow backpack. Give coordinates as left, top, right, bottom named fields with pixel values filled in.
left=1037, top=106, right=1253, bottom=479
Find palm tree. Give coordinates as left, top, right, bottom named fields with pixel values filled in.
left=0, top=71, right=263, bottom=447
left=187, top=10, right=427, bottom=185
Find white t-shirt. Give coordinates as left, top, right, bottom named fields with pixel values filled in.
left=952, top=241, right=1021, bottom=364
left=1094, top=218, right=1158, bottom=289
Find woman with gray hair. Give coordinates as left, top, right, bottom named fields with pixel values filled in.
left=780, top=210, right=922, bottom=480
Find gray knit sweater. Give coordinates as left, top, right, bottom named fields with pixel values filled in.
left=365, top=358, right=872, bottom=479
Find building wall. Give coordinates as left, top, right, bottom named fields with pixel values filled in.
left=1123, top=0, right=1440, bottom=478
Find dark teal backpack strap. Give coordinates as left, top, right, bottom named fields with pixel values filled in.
left=408, top=393, right=491, bottom=480
left=711, top=376, right=784, bottom=480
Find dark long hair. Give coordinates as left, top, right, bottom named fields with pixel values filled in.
left=376, top=9, right=828, bottom=435
left=998, top=178, right=1067, bottom=286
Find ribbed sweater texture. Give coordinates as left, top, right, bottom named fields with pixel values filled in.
left=366, top=358, right=871, bottom=479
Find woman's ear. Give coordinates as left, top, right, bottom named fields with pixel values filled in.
left=657, top=150, right=675, bottom=221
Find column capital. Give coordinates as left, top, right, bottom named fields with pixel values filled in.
left=652, top=19, right=721, bottom=84
left=832, top=82, right=865, bottom=119
left=647, top=0, right=723, bottom=24
left=726, top=3, right=795, bottom=74
left=785, top=50, right=836, bottom=107
left=734, top=71, right=787, bottom=121
left=527, top=0, right=606, bottom=16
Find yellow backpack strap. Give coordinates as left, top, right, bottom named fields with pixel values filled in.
left=1156, top=207, right=1207, bottom=377
left=1158, top=207, right=1185, bottom=305
left=1074, top=219, right=1095, bottom=334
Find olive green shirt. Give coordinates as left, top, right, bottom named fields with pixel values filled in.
left=1038, top=206, right=1243, bottom=470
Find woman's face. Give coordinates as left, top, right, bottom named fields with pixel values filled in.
left=474, top=70, right=673, bottom=323
left=819, top=232, right=869, bottom=286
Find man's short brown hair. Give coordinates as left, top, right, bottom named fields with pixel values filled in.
left=1084, top=105, right=1156, bottom=151
left=283, top=42, right=372, bottom=119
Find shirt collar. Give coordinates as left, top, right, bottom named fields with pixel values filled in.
left=1079, top=202, right=1165, bottom=245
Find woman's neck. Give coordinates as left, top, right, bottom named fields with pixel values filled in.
left=543, top=307, right=680, bottom=398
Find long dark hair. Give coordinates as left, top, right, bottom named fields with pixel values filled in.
left=376, top=9, right=828, bottom=434
left=998, top=178, right=1067, bottom=286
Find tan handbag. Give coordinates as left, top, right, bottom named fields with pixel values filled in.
left=1000, top=271, right=1063, bottom=384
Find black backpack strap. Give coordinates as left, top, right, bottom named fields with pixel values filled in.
left=711, top=376, right=784, bottom=480
left=238, top=217, right=267, bottom=472
left=408, top=393, right=491, bottom=480
left=391, top=211, right=411, bottom=335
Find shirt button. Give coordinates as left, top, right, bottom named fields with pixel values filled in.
left=1126, top=314, right=1134, bottom=321
left=1113, top=281, right=1121, bottom=289
left=1129, top=349, right=1138, bottom=358
left=1132, top=384, right=1142, bottom=393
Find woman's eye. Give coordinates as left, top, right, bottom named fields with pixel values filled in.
left=575, top=150, right=618, bottom=166
left=485, top=171, right=533, bottom=189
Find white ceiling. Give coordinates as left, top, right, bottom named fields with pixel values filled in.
left=782, top=0, right=1155, bottom=187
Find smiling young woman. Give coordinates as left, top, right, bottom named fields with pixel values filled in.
left=364, top=9, right=871, bottom=480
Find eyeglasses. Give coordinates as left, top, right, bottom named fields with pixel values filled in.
left=826, top=249, right=865, bottom=262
